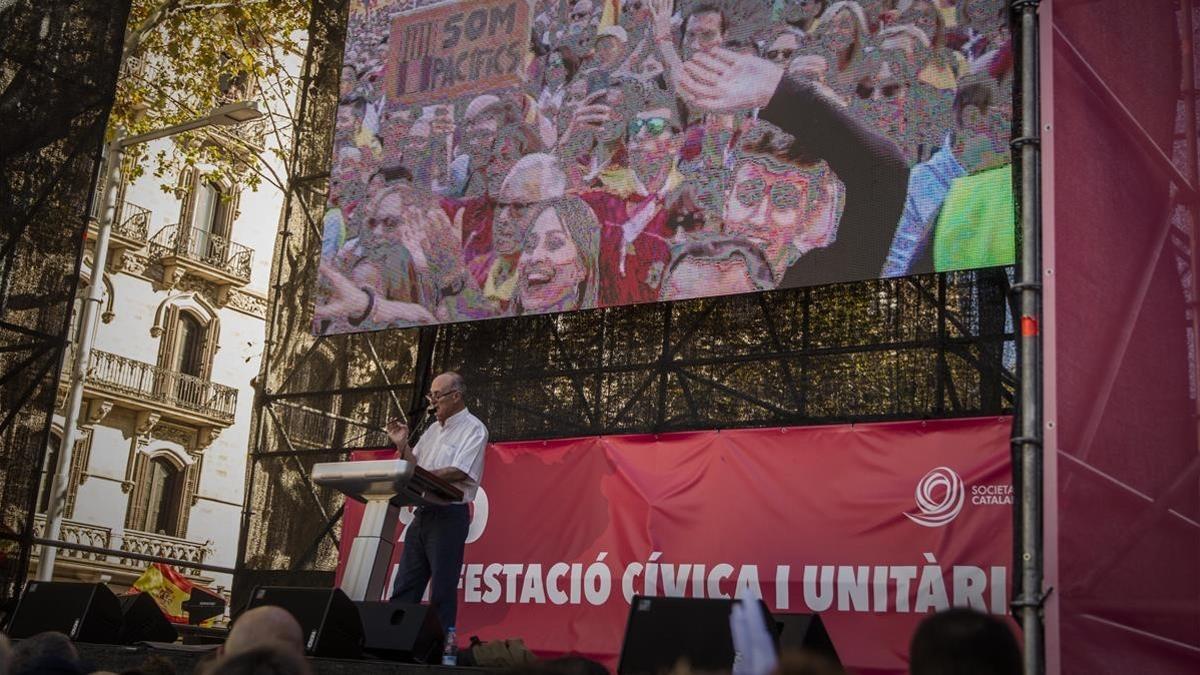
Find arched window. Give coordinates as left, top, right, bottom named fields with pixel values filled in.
left=193, top=180, right=223, bottom=237
left=173, top=312, right=206, bottom=378
left=142, top=456, right=184, bottom=535
left=36, top=429, right=90, bottom=518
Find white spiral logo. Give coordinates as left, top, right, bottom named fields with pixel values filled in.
left=904, top=467, right=964, bottom=527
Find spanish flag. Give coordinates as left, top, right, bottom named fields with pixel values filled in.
left=130, top=562, right=218, bottom=625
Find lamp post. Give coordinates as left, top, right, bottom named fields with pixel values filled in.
left=36, top=101, right=264, bottom=582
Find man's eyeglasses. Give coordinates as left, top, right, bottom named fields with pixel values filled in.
left=623, top=1, right=644, bottom=12
left=628, top=117, right=676, bottom=138
left=427, top=389, right=459, bottom=402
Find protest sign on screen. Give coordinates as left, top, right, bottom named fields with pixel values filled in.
left=315, top=0, right=1013, bottom=334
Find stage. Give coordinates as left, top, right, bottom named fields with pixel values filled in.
left=76, top=642, right=498, bottom=675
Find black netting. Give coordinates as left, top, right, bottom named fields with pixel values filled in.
left=239, top=0, right=1016, bottom=586
left=0, top=0, right=129, bottom=601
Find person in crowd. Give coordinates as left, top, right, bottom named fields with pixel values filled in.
left=222, top=606, right=304, bottom=657
left=581, top=85, right=688, bottom=305
left=557, top=77, right=640, bottom=194
left=722, top=125, right=846, bottom=285
left=660, top=234, right=776, bottom=300
left=202, top=642, right=313, bottom=675
left=619, top=0, right=655, bottom=42
left=333, top=96, right=365, bottom=155
left=538, top=46, right=584, bottom=123
left=476, top=153, right=570, bottom=310
left=762, top=25, right=807, bottom=67
left=386, top=371, right=488, bottom=633
left=513, top=196, right=602, bottom=314
left=563, top=0, right=600, bottom=53
left=673, top=45, right=909, bottom=287
left=850, top=44, right=917, bottom=160
left=442, top=95, right=503, bottom=198
left=908, top=607, right=1021, bottom=675
left=318, top=183, right=481, bottom=328
left=883, top=74, right=1009, bottom=276
left=8, top=631, right=84, bottom=675
left=812, top=1, right=870, bottom=100
left=649, top=0, right=745, bottom=218
left=906, top=0, right=965, bottom=90
left=776, top=0, right=829, bottom=34
left=682, top=2, right=729, bottom=59
left=592, top=25, right=630, bottom=71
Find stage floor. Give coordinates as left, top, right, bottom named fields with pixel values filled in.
left=76, top=642, right=500, bottom=675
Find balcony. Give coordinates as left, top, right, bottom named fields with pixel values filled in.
left=120, top=529, right=212, bottom=578
left=31, top=515, right=112, bottom=563
left=30, top=516, right=213, bottom=587
left=149, top=224, right=253, bottom=302
left=74, top=348, right=238, bottom=432
left=87, top=200, right=152, bottom=272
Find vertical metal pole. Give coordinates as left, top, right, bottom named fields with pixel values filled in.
left=1178, top=1, right=1200, bottom=590
left=1012, top=2, right=1045, bottom=674
left=36, top=132, right=124, bottom=581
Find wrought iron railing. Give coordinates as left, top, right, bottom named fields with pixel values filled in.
left=83, top=348, right=237, bottom=423
left=32, top=515, right=112, bottom=562
left=121, top=529, right=211, bottom=576
left=114, top=201, right=151, bottom=243
left=150, top=224, right=253, bottom=282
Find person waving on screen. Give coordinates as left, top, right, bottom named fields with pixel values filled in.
left=674, top=45, right=910, bottom=287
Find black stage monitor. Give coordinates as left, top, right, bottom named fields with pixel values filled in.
left=355, top=600, right=444, bottom=663
left=7, top=581, right=122, bottom=643
left=118, top=593, right=179, bottom=644
left=617, top=596, right=774, bottom=675
left=244, top=586, right=364, bottom=658
left=771, top=613, right=840, bottom=665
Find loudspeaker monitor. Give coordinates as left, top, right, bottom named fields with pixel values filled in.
left=771, top=613, right=840, bottom=665
left=7, top=581, right=122, bottom=643
left=118, top=593, right=178, bottom=644
left=355, top=600, right=444, bottom=663
left=244, top=586, right=363, bottom=658
left=617, top=595, right=775, bottom=675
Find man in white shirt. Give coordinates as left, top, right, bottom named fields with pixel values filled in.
left=386, top=371, right=487, bottom=632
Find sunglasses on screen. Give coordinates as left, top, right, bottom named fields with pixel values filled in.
left=765, top=48, right=796, bottom=62
left=628, top=117, right=677, bottom=137
left=856, top=82, right=905, bottom=99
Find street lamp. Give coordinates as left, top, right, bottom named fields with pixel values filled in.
left=35, top=101, right=265, bottom=582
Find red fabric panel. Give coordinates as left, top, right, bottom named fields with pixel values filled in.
left=1047, top=0, right=1200, bottom=671
left=337, top=417, right=1013, bottom=674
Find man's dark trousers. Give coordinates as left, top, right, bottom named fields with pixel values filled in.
left=390, top=502, right=470, bottom=631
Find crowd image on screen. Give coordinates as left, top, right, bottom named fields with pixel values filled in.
left=316, top=0, right=1014, bottom=332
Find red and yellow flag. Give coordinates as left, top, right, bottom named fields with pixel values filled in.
left=129, top=562, right=208, bottom=624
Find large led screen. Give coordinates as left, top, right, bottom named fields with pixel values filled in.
left=316, top=0, right=1013, bottom=333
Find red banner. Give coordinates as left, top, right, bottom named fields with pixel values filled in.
left=337, top=417, right=1014, bottom=674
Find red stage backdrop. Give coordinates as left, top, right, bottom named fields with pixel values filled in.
left=337, top=417, right=1014, bottom=674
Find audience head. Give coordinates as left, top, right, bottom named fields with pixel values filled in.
left=9, top=631, right=83, bottom=675
left=223, top=606, right=305, bottom=658
left=909, top=608, right=1021, bottom=675
left=206, top=641, right=313, bottom=675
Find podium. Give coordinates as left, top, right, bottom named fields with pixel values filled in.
left=312, top=459, right=463, bottom=602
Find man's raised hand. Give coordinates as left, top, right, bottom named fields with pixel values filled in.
left=386, top=419, right=410, bottom=449
left=677, top=48, right=784, bottom=113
